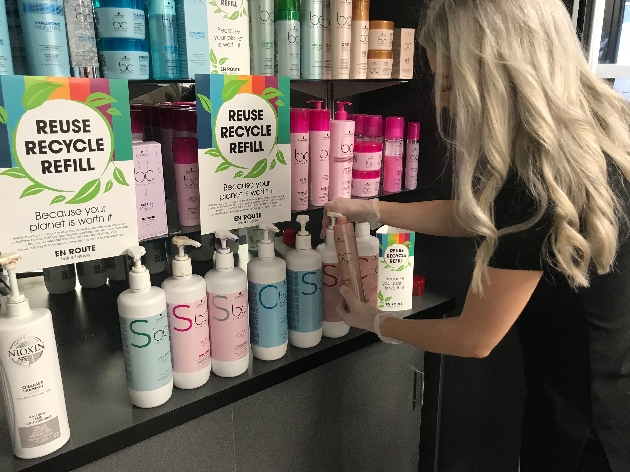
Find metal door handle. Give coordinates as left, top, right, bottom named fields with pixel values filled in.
left=412, top=369, right=425, bottom=411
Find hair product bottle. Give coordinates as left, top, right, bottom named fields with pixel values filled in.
left=405, top=122, right=420, bottom=190
left=291, top=107, right=310, bottom=212
left=0, top=253, right=71, bottom=458
left=94, top=0, right=146, bottom=40
left=162, top=236, right=211, bottom=389
left=64, top=0, right=99, bottom=77
left=6, top=0, right=27, bottom=74
left=175, top=0, right=210, bottom=78
left=275, top=0, right=300, bottom=78
left=286, top=215, right=323, bottom=348
left=106, top=255, right=130, bottom=282
left=330, top=0, right=351, bottom=79
left=0, top=0, right=14, bottom=74
left=249, top=0, right=275, bottom=75
left=76, top=260, right=108, bottom=289
left=300, top=0, right=322, bottom=79
left=355, top=222, right=379, bottom=307
left=42, top=264, right=76, bottom=294
left=349, top=0, right=368, bottom=79
left=148, top=0, right=180, bottom=79
left=173, top=137, right=200, bottom=227
left=329, top=101, right=355, bottom=200
left=383, top=116, right=404, bottom=193
left=307, top=100, right=331, bottom=207
left=117, top=246, right=173, bottom=408
left=321, top=0, right=331, bottom=79
left=205, top=231, right=250, bottom=378
left=248, top=223, right=289, bottom=361
left=333, top=215, right=365, bottom=303
left=317, top=212, right=350, bottom=338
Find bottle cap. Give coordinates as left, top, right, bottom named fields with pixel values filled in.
left=283, top=228, right=297, bottom=248
left=352, top=0, right=370, bottom=20
left=306, top=100, right=323, bottom=110
left=353, top=114, right=367, bottom=136
left=354, top=141, right=383, bottom=153
left=295, top=215, right=312, bottom=250
left=0, top=253, right=30, bottom=318
left=215, top=230, right=239, bottom=270
left=290, top=108, right=310, bottom=133
left=159, top=105, right=174, bottom=130
left=173, top=137, right=198, bottom=164
left=413, top=275, right=425, bottom=296
left=385, top=116, right=405, bottom=140
left=335, top=101, right=352, bottom=120
left=257, top=222, right=280, bottom=259
left=276, top=0, right=299, bottom=21
left=355, top=222, right=371, bottom=238
left=352, top=169, right=381, bottom=179
left=127, top=246, right=151, bottom=292
left=171, top=236, right=201, bottom=278
left=365, top=115, right=383, bottom=137
left=369, top=20, right=394, bottom=30
left=408, top=122, right=420, bottom=141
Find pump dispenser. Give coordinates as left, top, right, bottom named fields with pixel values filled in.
left=307, top=100, right=331, bottom=207
left=205, top=231, right=250, bottom=377
left=286, top=215, right=323, bottom=348
left=0, top=253, right=70, bottom=458
left=355, top=222, right=379, bottom=307
left=117, top=246, right=173, bottom=408
left=334, top=101, right=351, bottom=120
left=317, top=212, right=350, bottom=338
left=162, top=237, right=211, bottom=389
left=248, top=223, right=288, bottom=360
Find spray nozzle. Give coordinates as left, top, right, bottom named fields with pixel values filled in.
left=306, top=100, right=323, bottom=110
left=335, top=101, right=352, bottom=120
left=214, top=230, right=238, bottom=269
left=127, top=246, right=151, bottom=291
left=172, top=236, right=201, bottom=260
left=296, top=215, right=309, bottom=235
left=215, top=230, right=239, bottom=251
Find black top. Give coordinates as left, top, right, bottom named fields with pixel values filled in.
left=488, top=166, right=630, bottom=472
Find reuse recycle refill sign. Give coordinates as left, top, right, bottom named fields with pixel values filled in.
left=196, top=75, right=291, bottom=232
left=0, top=76, right=138, bottom=272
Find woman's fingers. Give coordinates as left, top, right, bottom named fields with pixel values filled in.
left=339, top=285, right=360, bottom=312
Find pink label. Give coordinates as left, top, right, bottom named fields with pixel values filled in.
left=352, top=178, right=380, bottom=197
left=208, top=289, right=249, bottom=362
left=310, top=131, right=330, bottom=206
left=168, top=297, right=211, bottom=374
left=383, top=155, right=403, bottom=193
left=359, top=255, right=379, bottom=307
left=353, top=150, right=382, bottom=171
left=291, top=132, right=310, bottom=211
left=322, top=263, right=344, bottom=322
left=174, top=162, right=200, bottom=226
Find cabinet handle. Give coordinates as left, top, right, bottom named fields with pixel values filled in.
left=412, top=369, right=425, bottom=411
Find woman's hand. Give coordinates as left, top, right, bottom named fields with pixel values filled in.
left=336, top=285, right=380, bottom=332
left=321, top=198, right=381, bottom=238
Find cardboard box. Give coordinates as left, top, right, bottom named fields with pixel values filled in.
left=376, top=226, right=415, bottom=311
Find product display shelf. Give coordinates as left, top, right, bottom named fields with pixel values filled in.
left=0, top=272, right=454, bottom=472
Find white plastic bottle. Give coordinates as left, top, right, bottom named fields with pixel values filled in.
left=205, top=231, right=250, bottom=377
left=247, top=223, right=288, bottom=361
left=162, top=237, right=211, bottom=389
left=286, top=215, right=323, bottom=348
left=0, top=253, right=70, bottom=459
left=117, top=246, right=173, bottom=408
left=76, top=259, right=108, bottom=288
left=317, top=212, right=350, bottom=338
left=42, top=264, right=76, bottom=294
left=355, top=222, right=379, bottom=307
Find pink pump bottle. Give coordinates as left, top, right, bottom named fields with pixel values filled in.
left=173, top=137, right=200, bottom=227
left=307, top=100, right=331, bottom=207
left=328, top=101, right=355, bottom=200
left=405, top=122, right=420, bottom=190
left=383, top=116, right=405, bottom=193
left=291, top=108, right=310, bottom=211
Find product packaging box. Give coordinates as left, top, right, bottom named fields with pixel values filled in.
left=392, top=28, right=415, bottom=80
left=133, top=141, right=168, bottom=241
left=177, top=0, right=211, bottom=78
left=376, top=226, right=415, bottom=311
left=206, top=0, right=251, bottom=74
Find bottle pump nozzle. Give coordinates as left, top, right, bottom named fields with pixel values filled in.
left=171, top=236, right=201, bottom=278
left=325, top=212, right=342, bottom=245
left=306, top=100, right=323, bottom=110
left=295, top=215, right=312, bottom=250
left=335, top=102, right=351, bottom=120
left=214, top=230, right=239, bottom=270
left=0, top=252, right=29, bottom=317
left=257, top=222, right=279, bottom=259
left=127, top=246, right=150, bottom=292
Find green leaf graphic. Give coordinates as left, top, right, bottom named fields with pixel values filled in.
left=270, top=159, right=276, bottom=170
left=214, top=8, right=221, bottom=12
left=228, top=10, right=239, bottom=19
left=396, top=265, right=405, bottom=271
left=66, top=179, right=101, bottom=204
left=261, top=87, right=283, bottom=100
left=20, top=184, right=45, bottom=198
left=275, top=99, right=285, bottom=107
left=107, top=107, right=122, bottom=116
left=85, top=92, right=117, bottom=108
left=276, top=149, right=286, bottom=165
left=216, top=162, right=231, bottom=173
left=22, top=81, right=63, bottom=110
left=0, top=168, right=27, bottom=179
left=385, top=296, right=393, bottom=302
left=50, top=195, right=66, bottom=204
left=222, top=79, right=247, bottom=102
left=378, top=291, right=384, bottom=301
left=205, top=148, right=221, bottom=157
left=113, top=167, right=129, bottom=186
left=211, top=70, right=219, bottom=74
left=244, top=159, right=268, bottom=178
left=0, top=106, right=7, bottom=124
left=219, top=57, right=228, bottom=65
left=197, top=93, right=212, bottom=114
left=210, top=49, right=217, bottom=65
left=104, top=180, right=114, bottom=193
left=234, top=171, right=244, bottom=178
left=209, top=0, right=216, bottom=5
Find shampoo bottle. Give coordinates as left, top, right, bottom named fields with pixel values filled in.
left=316, top=212, right=349, bottom=338
left=355, top=222, right=379, bottom=307
left=76, top=260, right=108, bottom=289
left=321, top=0, right=331, bottom=78
left=64, top=0, right=99, bottom=77
left=173, top=137, right=200, bottom=227
left=383, top=116, right=404, bottom=193
left=300, top=0, right=322, bottom=79
left=249, top=0, right=274, bottom=75
left=333, top=215, right=365, bottom=302
left=205, top=231, right=249, bottom=378
left=247, top=223, right=288, bottom=361
left=275, top=0, right=300, bottom=78
left=0, top=0, right=14, bottom=74
left=148, top=0, right=180, bottom=79
left=405, top=122, right=420, bottom=190
left=349, top=0, right=368, bottom=79
left=307, top=100, right=331, bottom=207
left=329, top=101, right=355, bottom=200
left=117, top=246, right=173, bottom=408
left=42, top=264, right=76, bottom=295
left=290, top=107, right=310, bottom=212
left=0, top=253, right=70, bottom=459
left=162, top=237, right=211, bottom=389
left=6, top=0, right=27, bottom=74
left=330, top=0, right=351, bottom=79
left=286, top=215, right=323, bottom=348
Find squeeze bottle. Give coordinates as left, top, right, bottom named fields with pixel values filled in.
left=291, top=107, right=310, bottom=212
left=275, top=0, right=300, bottom=78
left=307, top=100, right=331, bottom=207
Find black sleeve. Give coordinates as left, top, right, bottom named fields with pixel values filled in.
left=488, top=173, right=551, bottom=271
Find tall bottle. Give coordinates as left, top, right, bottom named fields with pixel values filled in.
left=291, top=107, right=310, bottom=212
left=76, top=259, right=107, bottom=288
left=307, top=100, right=330, bottom=207
left=162, top=237, right=211, bottom=389
left=64, top=0, right=99, bottom=77
left=329, top=101, right=355, bottom=200
left=17, top=0, right=71, bottom=76
left=349, top=0, right=368, bottom=79
left=405, top=122, right=420, bottom=190
left=42, top=264, right=76, bottom=294
left=94, top=0, right=146, bottom=40
left=275, top=0, right=300, bottom=78
left=117, top=246, right=173, bottom=408
left=321, top=0, right=331, bottom=79
left=173, top=137, right=200, bottom=227
left=383, top=116, right=404, bottom=193
left=333, top=215, right=365, bottom=304
left=249, top=0, right=274, bottom=75
left=317, top=212, right=349, bottom=338
left=0, top=253, right=71, bottom=459
left=355, top=222, right=378, bottom=307
left=300, top=0, right=322, bottom=79
left=148, top=0, right=180, bottom=79
left=6, top=0, right=27, bottom=74
left=286, top=215, right=323, bottom=348
left=330, top=0, right=351, bottom=79
left=0, top=0, right=13, bottom=74
left=205, top=231, right=249, bottom=377
left=248, top=223, right=288, bottom=361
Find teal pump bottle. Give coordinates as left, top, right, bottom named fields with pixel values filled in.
left=300, top=0, right=322, bottom=79
left=148, top=0, right=180, bottom=79
left=275, top=0, right=300, bottom=78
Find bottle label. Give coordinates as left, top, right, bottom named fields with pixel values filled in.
left=208, top=289, right=249, bottom=362
left=287, top=268, right=323, bottom=332
left=119, top=310, right=173, bottom=392
left=95, top=7, right=146, bottom=39
left=359, top=254, right=378, bottom=307
left=249, top=280, right=288, bottom=348
left=322, top=262, right=343, bottom=322
left=99, top=50, right=150, bottom=80
left=168, top=297, right=211, bottom=374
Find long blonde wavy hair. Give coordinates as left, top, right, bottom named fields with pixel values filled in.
left=418, top=0, right=630, bottom=292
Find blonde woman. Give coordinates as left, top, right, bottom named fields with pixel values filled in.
left=325, top=0, right=630, bottom=470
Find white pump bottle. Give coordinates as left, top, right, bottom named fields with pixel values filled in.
left=247, top=223, right=288, bottom=361
left=355, top=222, right=380, bottom=307
left=286, top=215, right=323, bottom=348
left=205, top=231, right=250, bottom=377
left=317, top=212, right=350, bottom=338
left=162, top=237, right=211, bottom=389
left=117, top=246, right=173, bottom=408
left=0, top=253, right=70, bottom=459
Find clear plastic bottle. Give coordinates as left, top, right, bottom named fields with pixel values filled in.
left=405, top=122, right=420, bottom=190
left=355, top=222, right=379, bottom=307
left=63, top=0, right=99, bottom=77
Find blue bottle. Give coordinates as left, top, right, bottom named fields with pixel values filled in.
left=0, top=0, right=14, bottom=74
left=147, top=0, right=179, bottom=79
